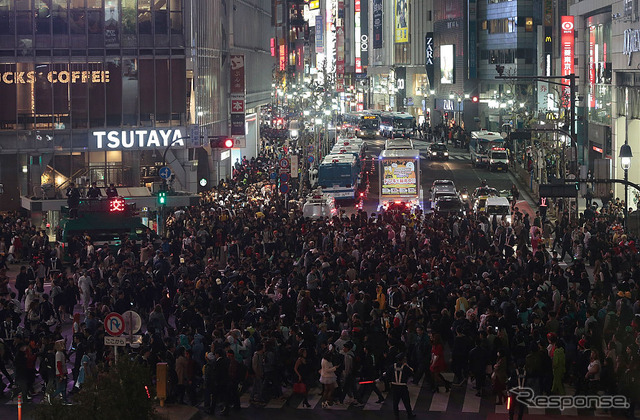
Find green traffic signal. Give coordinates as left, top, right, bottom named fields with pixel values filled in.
left=158, top=191, right=167, bottom=205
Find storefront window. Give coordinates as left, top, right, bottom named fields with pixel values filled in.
left=105, top=0, right=119, bottom=46
left=138, top=0, right=151, bottom=34
left=16, top=11, right=33, bottom=35
left=106, top=58, right=123, bottom=125
left=70, top=0, right=85, bottom=34
left=155, top=0, right=167, bottom=34
left=169, top=0, right=182, bottom=34
left=122, top=58, right=138, bottom=126
left=0, top=1, right=13, bottom=36
left=122, top=0, right=136, bottom=34
left=70, top=62, right=89, bottom=129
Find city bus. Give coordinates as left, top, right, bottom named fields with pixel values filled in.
left=469, top=130, right=505, bottom=167
left=379, top=112, right=416, bottom=138
left=342, top=112, right=380, bottom=138
left=331, top=142, right=365, bottom=175
left=57, top=198, right=148, bottom=261
left=317, top=153, right=360, bottom=200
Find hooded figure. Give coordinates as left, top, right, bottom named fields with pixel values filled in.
left=551, top=344, right=566, bottom=394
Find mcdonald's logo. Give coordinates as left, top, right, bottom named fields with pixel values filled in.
left=545, top=36, right=552, bottom=43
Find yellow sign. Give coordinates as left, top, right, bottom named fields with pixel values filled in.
left=309, top=0, right=320, bottom=9
left=0, top=70, right=110, bottom=85
left=395, top=0, right=409, bottom=43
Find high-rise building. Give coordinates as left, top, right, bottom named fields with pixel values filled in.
left=0, top=0, right=273, bottom=216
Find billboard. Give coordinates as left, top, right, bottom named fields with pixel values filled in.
left=361, top=0, right=369, bottom=69
left=373, top=0, right=383, bottom=49
left=315, top=15, right=324, bottom=53
left=425, top=33, right=434, bottom=86
left=561, top=16, right=574, bottom=99
left=381, top=159, right=417, bottom=196
left=468, top=0, right=477, bottom=79
left=355, top=0, right=362, bottom=73
left=336, top=0, right=345, bottom=76
left=395, top=0, right=408, bottom=43
left=440, top=45, right=455, bottom=84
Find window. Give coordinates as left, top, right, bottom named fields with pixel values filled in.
left=481, top=20, right=487, bottom=31
left=488, top=18, right=517, bottom=34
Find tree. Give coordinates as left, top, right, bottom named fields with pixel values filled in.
left=33, top=357, right=158, bottom=420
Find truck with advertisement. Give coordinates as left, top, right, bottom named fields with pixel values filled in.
left=378, top=148, right=422, bottom=211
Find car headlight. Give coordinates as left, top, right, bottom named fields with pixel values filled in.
left=432, top=152, right=437, bottom=156
left=490, top=159, right=494, bottom=164
left=444, top=152, right=449, bottom=156
left=461, top=194, right=468, bottom=200
left=506, top=159, right=509, bottom=164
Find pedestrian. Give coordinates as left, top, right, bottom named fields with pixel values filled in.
left=388, top=353, right=416, bottom=420
left=319, top=347, right=339, bottom=408
left=66, top=182, right=80, bottom=218
left=430, top=333, right=450, bottom=392
left=51, top=339, right=69, bottom=404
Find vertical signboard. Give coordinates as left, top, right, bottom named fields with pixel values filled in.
left=355, top=0, right=362, bottom=73
left=230, top=54, right=246, bottom=137
left=279, top=40, right=286, bottom=71
left=361, top=0, right=369, bottom=71
left=468, top=0, right=477, bottom=79
left=561, top=16, right=574, bottom=100
left=589, top=25, right=596, bottom=108
left=373, top=0, right=383, bottom=49
left=315, top=15, right=324, bottom=53
left=395, top=67, right=406, bottom=110
left=395, top=0, right=409, bottom=43
left=336, top=0, right=345, bottom=91
left=425, top=33, right=434, bottom=87
left=326, top=0, right=337, bottom=74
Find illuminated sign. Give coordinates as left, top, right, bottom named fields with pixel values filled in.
left=593, top=145, right=603, bottom=154
left=270, top=38, right=275, bottom=57
left=315, top=15, right=324, bottom=53
left=395, top=0, right=408, bottom=43
left=381, top=159, right=417, bottom=196
left=279, top=42, right=287, bottom=71
left=309, top=0, right=320, bottom=9
left=0, top=70, right=109, bottom=85
left=623, top=28, right=640, bottom=65
left=355, top=0, right=362, bottom=73
left=440, top=45, right=455, bottom=84
left=425, top=33, right=434, bottom=87
left=90, top=128, right=187, bottom=151
left=561, top=16, right=574, bottom=93
left=373, top=0, right=382, bottom=49
left=109, top=198, right=126, bottom=212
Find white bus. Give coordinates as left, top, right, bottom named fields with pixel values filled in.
left=469, top=130, right=505, bottom=167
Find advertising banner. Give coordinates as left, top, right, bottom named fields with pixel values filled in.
left=373, top=0, right=383, bottom=49
left=361, top=0, right=369, bottom=69
left=381, top=159, right=417, bottom=196
left=355, top=0, right=362, bottom=73
left=315, top=15, right=324, bottom=53
left=230, top=54, right=246, bottom=136
left=561, top=16, right=574, bottom=99
left=425, top=33, right=434, bottom=87
left=395, top=0, right=409, bottom=43
left=336, top=0, right=345, bottom=75
left=440, top=45, right=455, bottom=84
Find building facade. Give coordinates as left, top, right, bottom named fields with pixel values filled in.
left=0, top=0, right=273, bottom=213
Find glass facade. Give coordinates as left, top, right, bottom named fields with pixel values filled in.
left=586, top=14, right=611, bottom=126
left=0, top=0, right=186, bottom=135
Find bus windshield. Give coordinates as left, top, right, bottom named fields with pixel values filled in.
left=360, top=118, right=379, bottom=129
left=394, top=119, right=414, bottom=129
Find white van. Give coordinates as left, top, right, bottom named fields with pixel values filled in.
left=385, top=138, right=414, bottom=150
left=485, top=196, right=512, bottom=224
left=487, top=147, right=509, bottom=172
left=302, top=192, right=337, bottom=219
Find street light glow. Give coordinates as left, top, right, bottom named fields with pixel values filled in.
left=315, top=118, right=322, bottom=125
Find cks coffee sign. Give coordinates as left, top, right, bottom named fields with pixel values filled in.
left=90, top=128, right=187, bottom=151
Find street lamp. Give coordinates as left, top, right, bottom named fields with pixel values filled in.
left=620, top=143, right=633, bottom=229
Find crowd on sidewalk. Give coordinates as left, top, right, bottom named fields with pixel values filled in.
left=0, top=147, right=638, bottom=419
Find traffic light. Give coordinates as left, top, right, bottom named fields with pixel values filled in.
left=210, top=137, right=234, bottom=149
left=471, top=95, right=479, bottom=103
left=158, top=190, right=167, bottom=206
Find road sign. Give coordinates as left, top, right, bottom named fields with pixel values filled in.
left=104, top=336, right=127, bottom=347
left=270, top=172, right=277, bottom=181
left=122, top=310, right=142, bottom=334
left=308, top=145, right=314, bottom=152
left=290, top=155, right=299, bottom=178
left=104, top=312, right=125, bottom=336
left=308, top=155, right=314, bottom=163
left=279, top=158, right=290, bottom=169
left=279, top=173, right=290, bottom=183
left=279, top=183, right=290, bottom=194
left=189, top=124, right=200, bottom=148
left=158, top=166, right=172, bottom=180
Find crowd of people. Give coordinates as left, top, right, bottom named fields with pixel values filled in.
left=0, top=147, right=638, bottom=419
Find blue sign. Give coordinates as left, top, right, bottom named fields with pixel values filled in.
left=280, top=173, right=290, bottom=183
left=315, top=15, right=324, bottom=53
left=308, top=155, right=314, bottom=163
left=279, top=183, right=290, bottom=194
left=159, top=166, right=172, bottom=180
left=270, top=172, right=277, bottom=180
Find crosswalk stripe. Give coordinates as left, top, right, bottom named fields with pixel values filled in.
left=429, top=390, right=450, bottom=411
left=363, top=382, right=385, bottom=410
left=239, top=393, right=250, bottom=408
left=495, top=402, right=508, bottom=414
left=297, top=390, right=322, bottom=409
left=561, top=384, right=578, bottom=416
left=528, top=406, right=546, bottom=415
left=461, top=380, right=481, bottom=413
left=408, top=377, right=424, bottom=410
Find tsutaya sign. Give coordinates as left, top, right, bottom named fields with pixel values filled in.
left=90, top=127, right=187, bottom=151
left=0, top=70, right=110, bottom=84
left=623, top=28, right=640, bottom=65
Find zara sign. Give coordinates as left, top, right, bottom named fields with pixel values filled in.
left=90, top=127, right=187, bottom=151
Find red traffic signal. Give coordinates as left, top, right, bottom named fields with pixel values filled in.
left=210, top=137, right=234, bottom=149
left=471, top=96, right=479, bottom=103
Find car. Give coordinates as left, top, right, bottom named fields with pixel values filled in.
left=430, top=185, right=458, bottom=208
left=488, top=147, right=509, bottom=172
left=486, top=196, right=512, bottom=224
left=302, top=191, right=337, bottom=220
left=428, top=143, right=449, bottom=160
left=472, top=186, right=498, bottom=200
left=473, top=195, right=490, bottom=213
left=432, top=179, right=456, bottom=190
left=434, top=196, right=466, bottom=217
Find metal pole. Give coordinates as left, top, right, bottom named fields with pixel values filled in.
left=625, top=168, right=629, bottom=230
